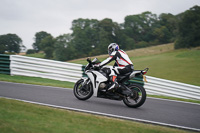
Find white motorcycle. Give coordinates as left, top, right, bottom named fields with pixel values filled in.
left=73, top=58, right=148, bottom=108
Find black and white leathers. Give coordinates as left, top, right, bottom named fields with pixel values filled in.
left=99, top=49, right=133, bottom=75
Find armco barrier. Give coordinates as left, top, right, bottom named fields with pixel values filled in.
left=10, top=55, right=83, bottom=83
left=0, top=54, right=10, bottom=74
left=144, top=76, right=200, bottom=100
left=3, top=54, right=200, bottom=100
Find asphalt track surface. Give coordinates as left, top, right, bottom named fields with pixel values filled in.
left=0, top=81, right=200, bottom=131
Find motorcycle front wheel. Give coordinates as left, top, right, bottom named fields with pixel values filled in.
left=123, top=84, right=146, bottom=108
left=73, top=79, right=93, bottom=100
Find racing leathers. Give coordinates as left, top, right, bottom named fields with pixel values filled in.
left=99, top=49, right=134, bottom=91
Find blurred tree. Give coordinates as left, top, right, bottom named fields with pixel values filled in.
left=0, top=33, right=24, bottom=54
left=175, top=5, right=200, bottom=49
left=0, top=43, right=6, bottom=54
left=26, top=49, right=36, bottom=54
left=71, top=18, right=99, bottom=57
left=97, top=18, right=117, bottom=54
left=153, top=26, right=171, bottom=44
left=40, top=35, right=55, bottom=59
left=135, top=41, right=149, bottom=48
left=32, top=31, right=51, bottom=52
left=96, top=28, right=110, bottom=54
left=159, top=13, right=178, bottom=41
left=53, top=34, right=73, bottom=61
left=124, top=11, right=159, bottom=43
left=71, top=18, right=125, bottom=58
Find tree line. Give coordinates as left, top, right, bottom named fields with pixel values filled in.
left=0, top=5, right=199, bottom=61
left=0, top=34, right=25, bottom=54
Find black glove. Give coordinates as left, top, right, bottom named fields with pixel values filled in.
left=93, top=64, right=101, bottom=70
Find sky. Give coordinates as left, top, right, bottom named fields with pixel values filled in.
left=0, top=0, right=200, bottom=50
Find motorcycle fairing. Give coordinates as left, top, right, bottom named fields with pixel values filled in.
left=86, top=70, right=108, bottom=96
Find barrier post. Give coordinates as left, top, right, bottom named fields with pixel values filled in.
left=0, top=54, right=10, bottom=75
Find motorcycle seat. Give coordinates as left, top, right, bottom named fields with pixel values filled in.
left=117, top=72, right=132, bottom=81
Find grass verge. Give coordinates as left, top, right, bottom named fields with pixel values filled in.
left=0, top=98, right=195, bottom=133
left=147, top=95, right=200, bottom=104
left=0, top=74, right=74, bottom=89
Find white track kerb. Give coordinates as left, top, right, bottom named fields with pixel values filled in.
left=8, top=55, right=200, bottom=100
left=1, top=96, right=200, bottom=132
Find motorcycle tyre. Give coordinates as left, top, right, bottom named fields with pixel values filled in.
left=123, top=84, right=146, bottom=108
left=73, top=79, right=93, bottom=100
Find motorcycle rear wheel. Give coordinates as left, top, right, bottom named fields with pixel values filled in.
left=73, top=79, right=93, bottom=100
left=123, top=84, right=146, bottom=108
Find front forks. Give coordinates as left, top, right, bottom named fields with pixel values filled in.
left=81, top=78, right=90, bottom=86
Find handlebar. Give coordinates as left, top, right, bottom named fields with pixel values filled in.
left=87, top=57, right=92, bottom=64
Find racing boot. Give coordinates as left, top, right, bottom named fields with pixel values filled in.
left=107, top=75, right=119, bottom=92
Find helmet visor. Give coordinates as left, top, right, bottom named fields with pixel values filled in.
left=108, top=47, right=113, bottom=55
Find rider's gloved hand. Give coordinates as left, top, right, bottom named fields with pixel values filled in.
left=93, top=64, right=101, bottom=70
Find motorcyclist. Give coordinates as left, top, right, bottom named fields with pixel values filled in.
left=98, top=43, right=134, bottom=91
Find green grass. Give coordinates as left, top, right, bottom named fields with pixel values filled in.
left=147, top=95, right=200, bottom=104
left=25, top=52, right=45, bottom=58
left=0, top=74, right=74, bottom=89
left=132, top=49, right=200, bottom=86
left=0, top=98, right=195, bottom=133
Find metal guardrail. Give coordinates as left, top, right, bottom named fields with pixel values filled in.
left=145, top=76, right=200, bottom=100
left=10, top=55, right=83, bottom=83
left=0, top=54, right=10, bottom=74
left=1, top=54, right=199, bottom=100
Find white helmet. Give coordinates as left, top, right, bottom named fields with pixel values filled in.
left=108, top=43, right=119, bottom=55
